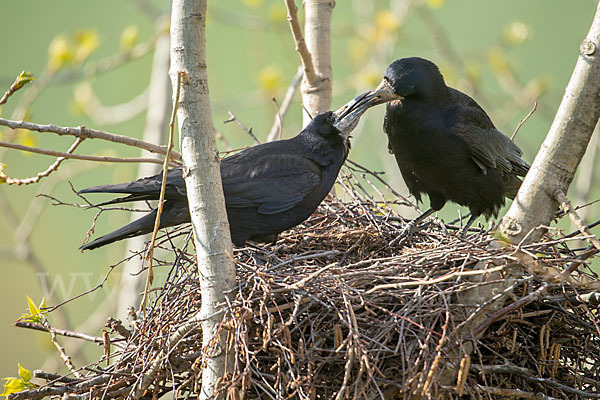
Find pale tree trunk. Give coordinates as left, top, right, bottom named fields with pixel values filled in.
left=301, top=0, right=335, bottom=126
left=440, top=1, right=600, bottom=386
left=170, top=1, right=236, bottom=399
left=498, top=2, right=600, bottom=243
left=117, top=30, right=171, bottom=321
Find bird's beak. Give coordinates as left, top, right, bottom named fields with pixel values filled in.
left=333, top=79, right=402, bottom=135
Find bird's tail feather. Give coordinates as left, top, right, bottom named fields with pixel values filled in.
left=79, top=210, right=158, bottom=251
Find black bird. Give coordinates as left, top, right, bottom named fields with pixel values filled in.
left=78, top=100, right=373, bottom=251
left=346, top=57, right=529, bottom=234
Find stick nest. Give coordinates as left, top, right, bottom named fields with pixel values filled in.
left=12, top=165, right=600, bottom=400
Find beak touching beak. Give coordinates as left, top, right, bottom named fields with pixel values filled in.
left=332, top=79, right=403, bottom=135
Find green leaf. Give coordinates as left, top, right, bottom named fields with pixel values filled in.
left=1, top=377, right=27, bottom=397
left=20, top=296, right=47, bottom=323
left=17, top=364, right=32, bottom=383
left=27, top=296, right=40, bottom=317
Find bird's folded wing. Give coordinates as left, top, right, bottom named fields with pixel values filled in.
left=452, top=105, right=528, bottom=177
left=222, top=153, right=322, bottom=215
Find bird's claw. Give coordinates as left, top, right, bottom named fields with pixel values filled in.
left=390, top=221, right=417, bottom=246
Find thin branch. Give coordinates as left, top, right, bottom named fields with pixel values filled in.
left=139, top=70, right=183, bottom=313
left=224, top=111, right=260, bottom=144
left=0, top=118, right=182, bottom=161
left=267, top=65, right=303, bottom=142
left=47, top=324, right=83, bottom=378
left=1, top=137, right=83, bottom=186
left=554, top=189, right=600, bottom=251
left=472, top=364, right=600, bottom=398
left=511, top=101, right=537, bottom=140
left=283, top=0, right=318, bottom=85
left=467, top=282, right=551, bottom=342
left=15, top=321, right=104, bottom=343
left=0, top=140, right=167, bottom=173
left=0, top=71, right=34, bottom=105
left=129, top=310, right=209, bottom=398
left=366, top=265, right=507, bottom=293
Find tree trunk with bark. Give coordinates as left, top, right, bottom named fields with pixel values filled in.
left=170, top=1, right=236, bottom=399
left=439, top=1, right=600, bottom=386
left=301, top=0, right=335, bottom=126
left=498, top=3, right=600, bottom=243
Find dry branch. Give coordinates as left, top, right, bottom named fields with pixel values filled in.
left=283, top=0, right=318, bottom=86
left=555, top=189, right=600, bottom=251
left=267, top=65, right=303, bottom=142
left=0, top=118, right=182, bottom=162
left=0, top=140, right=166, bottom=168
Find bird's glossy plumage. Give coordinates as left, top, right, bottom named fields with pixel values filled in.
left=381, top=57, right=529, bottom=229
left=79, top=112, right=350, bottom=250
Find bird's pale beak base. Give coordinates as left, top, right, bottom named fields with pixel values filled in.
left=333, top=80, right=403, bottom=135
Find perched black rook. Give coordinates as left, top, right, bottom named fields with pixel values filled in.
left=78, top=97, right=374, bottom=251
left=346, top=57, right=530, bottom=234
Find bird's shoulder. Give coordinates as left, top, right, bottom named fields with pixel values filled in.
left=447, top=88, right=495, bottom=131
left=447, top=89, right=526, bottom=175
left=221, top=140, right=321, bottom=180
left=221, top=142, right=323, bottom=214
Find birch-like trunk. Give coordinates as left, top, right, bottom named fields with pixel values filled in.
left=498, top=2, right=600, bottom=242
left=170, top=1, right=235, bottom=399
left=439, top=2, right=600, bottom=387
left=301, top=0, right=335, bottom=126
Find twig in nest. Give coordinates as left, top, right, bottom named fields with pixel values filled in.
left=554, top=189, right=600, bottom=252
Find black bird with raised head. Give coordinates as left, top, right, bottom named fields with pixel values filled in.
left=78, top=98, right=374, bottom=251
left=346, top=57, right=529, bottom=234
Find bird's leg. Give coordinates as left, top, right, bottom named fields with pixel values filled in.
left=412, top=208, right=436, bottom=225
left=391, top=208, right=436, bottom=245
left=459, top=213, right=478, bottom=236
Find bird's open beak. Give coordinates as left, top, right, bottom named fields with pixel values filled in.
left=333, top=79, right=402, bottom=135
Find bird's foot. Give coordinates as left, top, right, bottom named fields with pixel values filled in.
left=390, top=220, right=418, bottom=246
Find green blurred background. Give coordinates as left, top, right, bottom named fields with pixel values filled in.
left=0, top=0, right=597, bottom=383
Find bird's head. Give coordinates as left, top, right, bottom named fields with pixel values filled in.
left=308, top=111, right=344, bottom=139
left=338, top=57, right=446, bottom=117
left=302, top=102, right=370, bottom=142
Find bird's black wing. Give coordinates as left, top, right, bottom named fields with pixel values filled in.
left=221, top=152, right=322, bottom=215
left=78, top=167, right=186, bottom=205
left=449, top=89, right=529, bottom=177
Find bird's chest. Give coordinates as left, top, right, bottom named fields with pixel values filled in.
left=384, top=105, right=469, bottom=185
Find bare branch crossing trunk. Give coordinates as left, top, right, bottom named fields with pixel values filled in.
left=170, top=1, right=235, bottom=399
